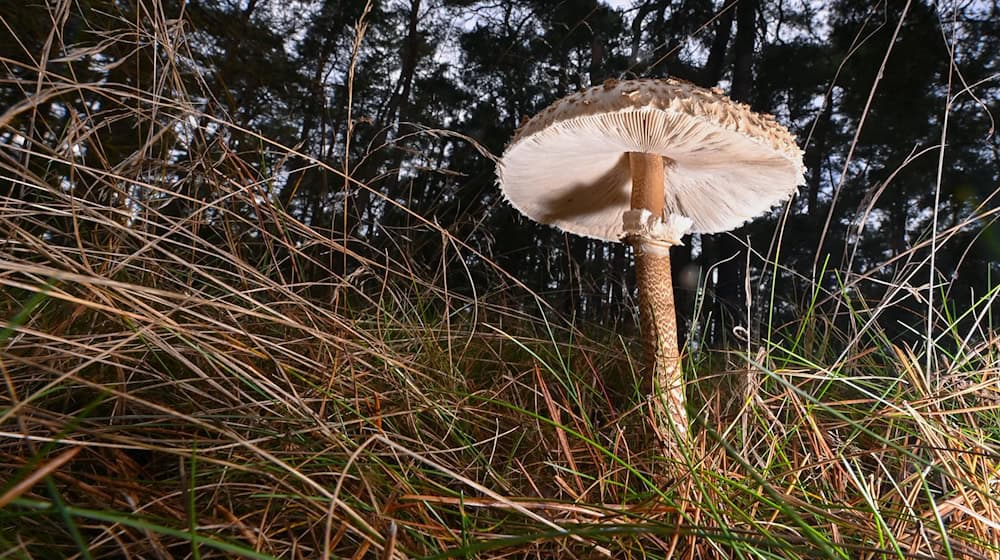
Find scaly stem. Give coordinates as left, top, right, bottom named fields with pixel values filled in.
left=634, top=249, right=686, bottom=440
left=627, top=152, right=687, bottom=448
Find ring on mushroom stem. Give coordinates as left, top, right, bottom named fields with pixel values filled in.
left=496, top=78, right=805, bottom=456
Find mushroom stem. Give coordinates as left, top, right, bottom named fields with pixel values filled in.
left=627, top=152, right=687, bottom=446
left=629, top=152, right=665, bottom=218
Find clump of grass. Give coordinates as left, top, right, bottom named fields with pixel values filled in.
left=2, top=2, right=998, bottom=559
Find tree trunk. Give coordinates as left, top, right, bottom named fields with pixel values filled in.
left=355, top=0, right=422, bottom=243
left=589, top=35, right=604, bottom=85
left=703, top=3, right=734, bottom=85
left=806, top=100, right=833, bottom=216
left=711, top=0, right=757, bottom=346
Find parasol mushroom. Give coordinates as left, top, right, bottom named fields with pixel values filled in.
left=496, top=78, right=804, bottom=451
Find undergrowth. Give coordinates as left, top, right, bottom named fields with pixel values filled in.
left=1, top=2, right=998, bottom=559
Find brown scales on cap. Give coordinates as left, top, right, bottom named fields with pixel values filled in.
left=511, top=78, right=801, bottom=159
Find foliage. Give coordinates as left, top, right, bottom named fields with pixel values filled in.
left=0, top=0, right=998, bottom=558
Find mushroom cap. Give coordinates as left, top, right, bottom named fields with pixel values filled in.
left=496, top=78, right=806, bottom=241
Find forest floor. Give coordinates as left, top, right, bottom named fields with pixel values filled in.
left=2, top=3, right=999, bottom=559
left=3, top=132, right=998, bottom=558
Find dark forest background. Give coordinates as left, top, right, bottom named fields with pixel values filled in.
left=2, top=0, right=998, bottom=348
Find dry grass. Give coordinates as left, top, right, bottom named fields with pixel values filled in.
left=1, top=2, right=999, bottom=558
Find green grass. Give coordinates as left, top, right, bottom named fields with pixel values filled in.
left=1, top=3, right=999, bottom=558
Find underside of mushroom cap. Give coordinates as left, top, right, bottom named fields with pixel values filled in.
left=496, top=78, right=806, bottom=241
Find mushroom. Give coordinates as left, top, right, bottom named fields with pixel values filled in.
left=496, top=78, right=804, bottom=451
